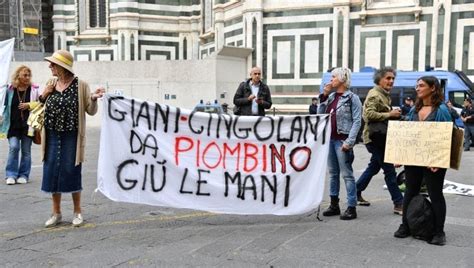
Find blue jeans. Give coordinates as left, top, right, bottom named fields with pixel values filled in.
left=327, top=139, right=357, bottom=207
left=5, top=135, right=33, bottom=180
left=356, top=143, right=403, bottom=205
left=464, top=125, right=474, bottom=150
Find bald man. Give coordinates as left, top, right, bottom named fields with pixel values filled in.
left=233, top=67, right=272, bottom=116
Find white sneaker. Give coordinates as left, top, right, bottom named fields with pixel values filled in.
left=72, top=213, right=84, bottom=227
left=45, top=213, right=62, bottom=228
left=17, top=177, right=28, bottom=184
left=6, top=177, right=16, bottom=185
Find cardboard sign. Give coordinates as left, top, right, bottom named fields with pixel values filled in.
left=384, top=121, right=453, bottom=168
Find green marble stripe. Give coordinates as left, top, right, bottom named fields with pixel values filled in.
left=73, top=50, right=91, bottom=61
left=109, top=7, right=198, bottom=16
left=419, top=14, right=433, bottom=68
left=138, top=31, right=179, bottom=37
left=53, top=10, right=75, bottom=16
left=224, top=28, right=242, bottom=39
left=53, top=0, right=75, bottom=5
left=272, top=36, right=295, bottom=79
left=96, top=50, right=114, bottom=61
left=366, top=14, right=415, bottom=25
left=359, top=31, right=386, bottom=69
left=391, top=29, right=420, bottom=71
left=224, top=17, right=243, bottom=27
left=138, top=40, right=179, bottom=60
left=272, top=85, right=318, bottom=94
left=146, top=50, right=171, bottom=60
left=264, top=21, right=332, bottom=31
left=462, top=26, right=474, bottom=75
left=110, top=0, right=198, bottom=5
left=300, top=35, right=324, bottom=79
left=452, top=0, right=474, bottom=4
left=448, top=12, right=474, bottom=72
left=420, top=0, right=434, bottom=6
left=264, top=9, right=333, bottom=18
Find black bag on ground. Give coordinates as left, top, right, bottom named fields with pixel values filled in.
left=406, top=194, right=435, bottom=241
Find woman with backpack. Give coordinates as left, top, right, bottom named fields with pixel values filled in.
left=393, top=76, right=452, bottom=246
left=318, top=67, right=362, bottom=220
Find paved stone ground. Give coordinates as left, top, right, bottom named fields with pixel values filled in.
left=1, top=127, right=473, bottom=267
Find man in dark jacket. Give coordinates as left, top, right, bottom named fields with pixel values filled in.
left=309, top=97, right=318, bottom=114
left=461, top=98, right=474, bottom=151
left=233, top=66, right=272, bottom=116
left=401, top=96, right=414, bottom=115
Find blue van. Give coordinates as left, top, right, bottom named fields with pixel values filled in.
left=320, top=67, right=474, bottom=127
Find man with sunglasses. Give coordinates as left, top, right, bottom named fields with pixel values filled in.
left=233, top=66, right=272, bottom=116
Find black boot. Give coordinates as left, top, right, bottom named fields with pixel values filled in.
left=323, top=196, right=340, bottom=216
left=428, top=231, right=446, bottom=246
left=340, top=206, right=357, bottom=220
left=394, top=224, right=411, bottom=238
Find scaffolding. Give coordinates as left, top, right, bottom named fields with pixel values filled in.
left=0, top=0, right=45, bottom=60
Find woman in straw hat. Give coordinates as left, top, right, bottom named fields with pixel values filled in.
left=39, top=50, right=104, bottom=227
left=0, top=65, right=40, bottom=185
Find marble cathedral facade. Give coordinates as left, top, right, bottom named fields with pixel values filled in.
left=53, top=0, right=474, bottom=102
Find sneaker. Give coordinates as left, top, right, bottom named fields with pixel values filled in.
left=357, top=193, right=370, bottom=206
left=393, top=204, right=403, bottom=215
left=16, top=177, right=28, bottom=184
left=428, top=231, right=446, bottom=246
left=45, top=213, right=62, bottom=228
left=394, top=224, right=410, bottom=238
left=72, top=213, right=84, bottom=227
left=6, top=177, right=16, bottom=185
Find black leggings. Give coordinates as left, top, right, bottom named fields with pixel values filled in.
left=402, top=166, right=447, bottom=233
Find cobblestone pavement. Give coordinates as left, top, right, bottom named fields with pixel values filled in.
left=1, top=127, right=473, bottom=267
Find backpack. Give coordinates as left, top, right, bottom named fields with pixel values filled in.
left=406, top=194, right=435, bottom=241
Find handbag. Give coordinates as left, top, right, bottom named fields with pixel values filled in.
left=32, top=129, right=41, bottom=145
left=450, top=126, right=464, bottom=170
left=27, top=103, right=46, bottom=131
left=368, top=120, right=388, bottom=148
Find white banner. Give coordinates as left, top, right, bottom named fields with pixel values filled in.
left=443, top=180, right=474, bottom=197
left=98, top=95, right=331, bottom=215
left=0, top=38, right=14, bottom=116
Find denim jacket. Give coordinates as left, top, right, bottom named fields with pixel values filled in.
left=318, top=90, right=362, bottom=147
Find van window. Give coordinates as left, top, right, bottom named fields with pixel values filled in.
left=449, top=91, right=469, bottom=108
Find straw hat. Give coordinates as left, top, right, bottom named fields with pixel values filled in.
left=44, top=50, right=74, bottom=74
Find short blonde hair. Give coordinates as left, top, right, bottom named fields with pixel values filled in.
left=11, top=65, right=32, bottom=89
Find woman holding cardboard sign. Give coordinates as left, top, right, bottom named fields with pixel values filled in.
left=393, top=76, right=452, bottom=246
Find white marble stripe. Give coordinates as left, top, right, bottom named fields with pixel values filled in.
left=224, top=22, right=243, bottom=33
